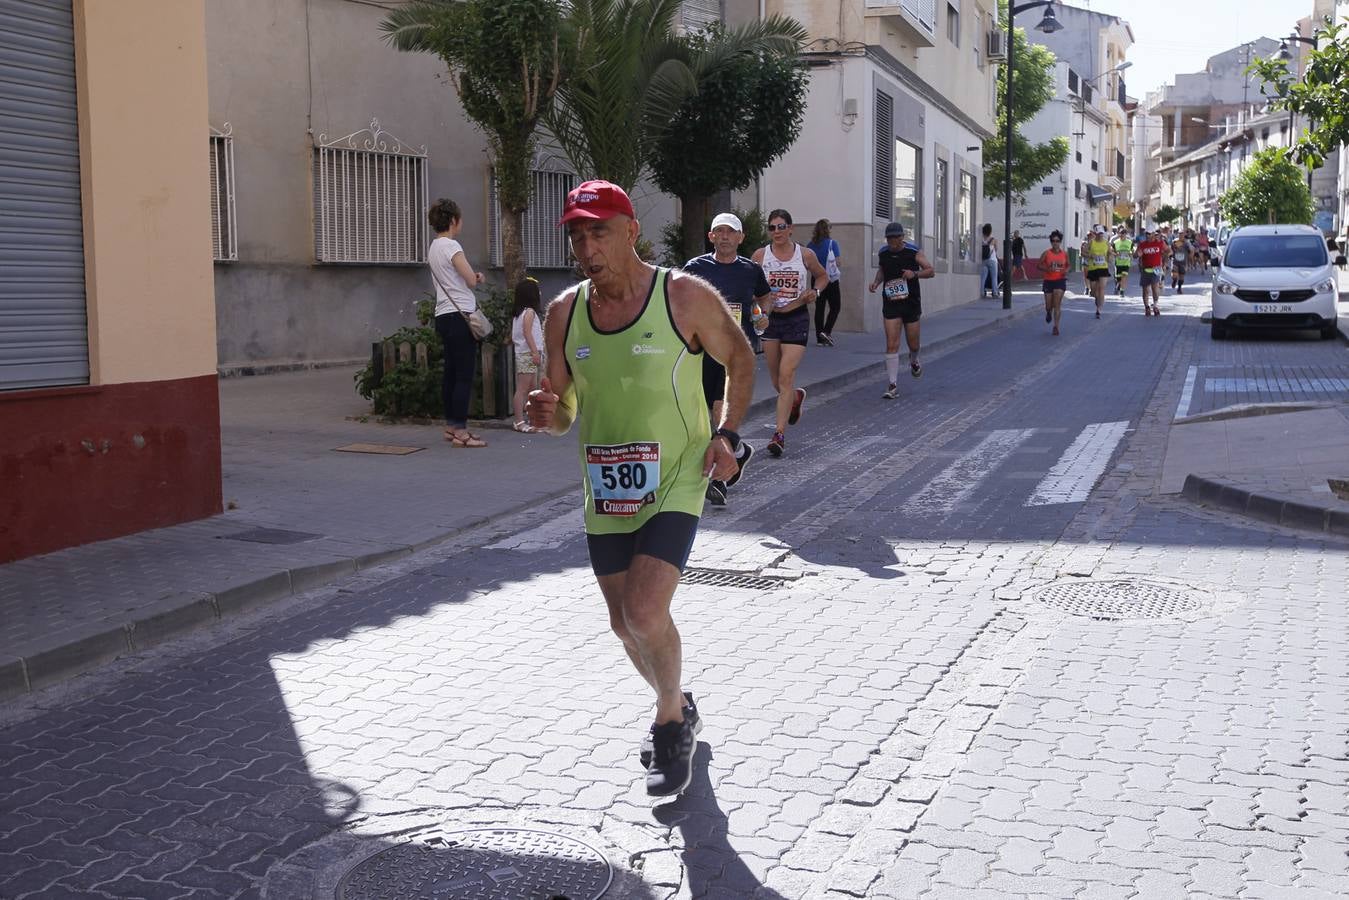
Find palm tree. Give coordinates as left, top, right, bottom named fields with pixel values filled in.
left=381, top=0, right=564, bottom=289
left=545, top=0, right=805, bottom=194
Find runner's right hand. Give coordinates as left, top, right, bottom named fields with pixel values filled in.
left=526, top=376, right=558, bottom=431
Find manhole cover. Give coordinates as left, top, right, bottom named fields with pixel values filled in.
left=220, top=527, right=322, bottom=545
left=1029, top=578, right=1205, bottom=620
left=335, top=827, right=612, bottom=900
left=680, top=568, right=791, bottom=590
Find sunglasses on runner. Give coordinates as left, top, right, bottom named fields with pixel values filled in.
left=768, top=223, right=791, bottom=231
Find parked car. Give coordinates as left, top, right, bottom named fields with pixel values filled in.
left=1210, top=224, right=1339, bottom=340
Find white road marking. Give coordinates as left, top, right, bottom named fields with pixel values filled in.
left=909, top=429, right=1036, bottom=514
left=1026, top=421, right=1131, bottom=506
left=1175, top=365, right=1198, bottom=420
left=1205, top=376, right=1349, bottom=394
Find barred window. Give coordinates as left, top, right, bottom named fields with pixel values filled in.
left=313, top=119, right=428, bottom=264
left=874, top=90, right=894, bottom=220
left=209, top=124, right=237, bottom=262
left=489, top=169, right=578, bottom=269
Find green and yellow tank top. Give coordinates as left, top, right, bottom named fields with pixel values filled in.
left=1087, top=238, right=1110, bottom=269
left=564, top=268, right=710, bottom=534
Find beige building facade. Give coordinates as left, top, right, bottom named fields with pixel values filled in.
left=1, top=0, right=222, bottom=561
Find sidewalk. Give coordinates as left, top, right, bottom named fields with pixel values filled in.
left=1, top=291, right=1042, bottom=701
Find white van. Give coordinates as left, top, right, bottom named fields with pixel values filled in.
left=1210, top=224, right=1338, bottom=340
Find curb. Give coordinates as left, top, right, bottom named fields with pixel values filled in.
left=2, top=300, right=1041, bottom=703
left=1181, top=473, right=1349, bottom=538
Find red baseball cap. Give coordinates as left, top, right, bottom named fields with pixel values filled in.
left=558, top=180, right=635, bottom=225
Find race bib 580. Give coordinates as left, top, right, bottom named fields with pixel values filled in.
left=586, top=442, right=660, bottom=516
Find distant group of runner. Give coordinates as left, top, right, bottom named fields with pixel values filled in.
left=1026, top=222, right=1213, bottom=334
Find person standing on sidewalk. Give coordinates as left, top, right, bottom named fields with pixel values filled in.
left=684, top=212, right=771, bottom=506
left=807, top=219, right=843, bottom=347
left=1011, top=230, right=1027, bottom=282
left=510, top=277, right=545, bottom=434
left=526, top=181, right=755, bottom=796
left=979, top=224, right=999, bottom=298
left=869, top=222, right=934, bottom=399
left=752, top=209, right=828, bottom=458
left=428, top=198, right=487, bottom=448
left=1038, top=230, right=1069, bottom=336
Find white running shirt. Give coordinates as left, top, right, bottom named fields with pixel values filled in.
left=760, top=242, right=809, bottom=310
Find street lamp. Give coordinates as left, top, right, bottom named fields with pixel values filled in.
left=1001, top=1, right=1064, bottom=309
left=1273, top=32, right=1319, bottom=190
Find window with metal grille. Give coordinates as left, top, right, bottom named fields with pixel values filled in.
left=874, top=90, right=894, bottom=220
left=209, top=124, right=237, bottom=262
left=488, top=169, right=578, bottom=269
left=934, top=157, right=949, bottom=258
left=957, top=171, right=975, bottom=261
left=679, top=0, right=721, bottom=31
left=313, top=119, right=429, bottom=264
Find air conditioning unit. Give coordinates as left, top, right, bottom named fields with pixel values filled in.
left=987, top=30, right=1007, bottom=61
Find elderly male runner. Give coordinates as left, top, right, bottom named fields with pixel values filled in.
left=685, top=211, right=772, bottom=506
left=526, top=181, right=755, bottom=796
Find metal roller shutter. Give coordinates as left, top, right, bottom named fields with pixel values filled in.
left=0, top=0, right=88, bottom=391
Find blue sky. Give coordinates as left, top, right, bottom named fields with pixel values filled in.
left=1077, top=0, right=1315, bottom=99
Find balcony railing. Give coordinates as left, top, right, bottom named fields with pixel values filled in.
left=865, top=0, right=937, bottom=40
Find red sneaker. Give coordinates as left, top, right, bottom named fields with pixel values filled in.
left=788, top=388, right=806, bottom=426
left=767, top=431, right=786, bottom=458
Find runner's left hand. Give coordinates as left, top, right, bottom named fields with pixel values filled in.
left=704, top=437, right=736, bottom=481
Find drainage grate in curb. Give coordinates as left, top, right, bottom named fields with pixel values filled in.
left=221, top=527, right=323, bottom=545
left=680, top=568, right=793, bottom=590
left=1029, top=578, right=1205, bottom=620
left=336, top=827, right=611, bottom=900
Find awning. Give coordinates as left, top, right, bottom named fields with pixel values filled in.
left=1085, top=184, right=1114, bottom=205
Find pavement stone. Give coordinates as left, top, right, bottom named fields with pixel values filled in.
left=2, top=285, right=1348, bottom=898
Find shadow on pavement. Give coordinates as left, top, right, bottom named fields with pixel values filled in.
left=653, top=744, right=787, bottom=900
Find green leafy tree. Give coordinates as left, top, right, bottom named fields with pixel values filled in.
left=984, top=7, right=1070, bottom=200
left=1153, top=204, right=1181, bottom=225
left=1249, top=18, right=1347, bottom=169
left=649, top=20, right=810, bottom=260
left=545, top=0, right=804, bottom=194
left=381, top=0, right=564, bottom=289
left=1219, top=148, right=1315, bottom=226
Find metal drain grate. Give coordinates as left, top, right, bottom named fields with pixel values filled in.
left=680, top=568, right=791, bottom=590
left=1029, top=578, right=1205, bottom=620
left=336, top=827, right=611, bottom=900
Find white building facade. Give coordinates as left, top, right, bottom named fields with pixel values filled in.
left=755, top=0, right=999, bottom=331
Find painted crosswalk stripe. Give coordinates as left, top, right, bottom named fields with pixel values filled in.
left=1175, top=365, right=1197, bottom=419
left=1026, top=421, right=1130, bottom=506
left=909, top=429, right=1036, bottom=514
left=1205, top=376, right=1349, bottom=394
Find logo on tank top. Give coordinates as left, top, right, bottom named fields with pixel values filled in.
left=631, top=344, right=666, bottom=355
left=576, top=345, right=591, bottom=359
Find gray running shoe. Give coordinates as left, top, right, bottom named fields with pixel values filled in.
left=882, top=383, right=898, bottom=400
left=645, top=718, right=695, bottom=796
left=640, top=692, right=701, bottom=769
left=705, top=480, right=726, bottom=506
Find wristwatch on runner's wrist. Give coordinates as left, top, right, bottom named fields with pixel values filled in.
left=713, top=427, right=739, bottom=450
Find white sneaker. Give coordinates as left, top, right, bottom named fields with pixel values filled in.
left=882, top=383, right=898, bottom=400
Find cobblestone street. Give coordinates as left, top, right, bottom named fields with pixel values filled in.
left=3, top=292, right=1348, bottom=899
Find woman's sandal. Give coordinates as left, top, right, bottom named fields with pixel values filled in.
left=512, top=421, right=536, bottom=434
left=446, top=429, right=487, bottom=448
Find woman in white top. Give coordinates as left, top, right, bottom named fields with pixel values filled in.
left=428, top=198, right=487, bottom=447
left=750, top=208, right=829, bottom=459
left=509, top=277, right=544, bottom=433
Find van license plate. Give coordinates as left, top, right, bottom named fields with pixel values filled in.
left=1252, top=304, right=1294, bottom=313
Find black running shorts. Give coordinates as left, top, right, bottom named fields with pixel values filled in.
left=882, top=298, right=922, bottom=323
left=587, top=512, right=700, bottom=577
left=701, top=354, right=725, bottom=406
left=1087, top=268, right=1110, bottom=282
left=762, top=308, right=810, bottom=345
